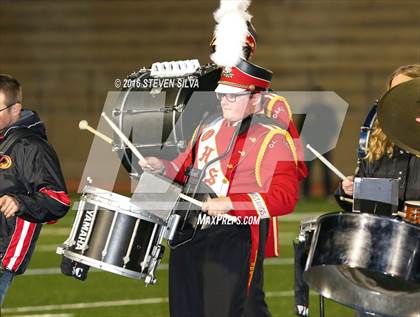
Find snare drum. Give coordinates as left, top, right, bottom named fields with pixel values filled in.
left=57, top=186, right=167, bottom=285
left=404, top=200, right=420, bottom=225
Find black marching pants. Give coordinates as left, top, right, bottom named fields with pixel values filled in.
left=244, top=220, right=271, bottom=317
left=169, top=224, right=252, bottom=317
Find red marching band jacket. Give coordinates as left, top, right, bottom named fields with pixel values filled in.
left=162, top=93, right=307, bottom=284
left=262, top=93, right=308, bottom=257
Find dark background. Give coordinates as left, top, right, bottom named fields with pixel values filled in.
left=0, top=0, right=419, bottom=192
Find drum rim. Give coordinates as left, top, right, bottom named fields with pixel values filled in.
left=82, top=185, right=166, bottom=225
left=83, top=185, right=131, bottom=203
left=316, top=211, right=420, bottom=230
left=405, top=200, right=420, bottom=206
left=58, top=247, right=145, bottom=280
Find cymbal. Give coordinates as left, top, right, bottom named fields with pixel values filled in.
left=377, top=77, right=420, bottom=156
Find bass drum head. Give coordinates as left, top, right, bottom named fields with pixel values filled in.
left=112, top=65, right=222, bottom=176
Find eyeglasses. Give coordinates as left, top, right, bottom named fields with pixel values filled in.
left=216, top=92, right=252, bottom=103
left=0, top=101, right=19, bottom=113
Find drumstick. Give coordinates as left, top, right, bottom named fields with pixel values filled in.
left=340, top=196, right=354, bottom=204
left=306, top=144, right=347, bottom=181
left=101, top=112, right=148, bottom=166
left=79, top=120, right=113, bottom=144
left=179, top=193, right=238, bottom=222
left=393, top=211, right=406, bottom=217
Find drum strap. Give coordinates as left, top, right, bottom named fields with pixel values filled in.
left=185, top=114, right=281, bottom=182
left=185, top=115, right=254, bottom=180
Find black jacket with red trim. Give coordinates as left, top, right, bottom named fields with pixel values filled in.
left=0, top=110, right=70, bottom=274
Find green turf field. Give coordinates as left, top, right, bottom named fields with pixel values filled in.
left=2, top=198, right=357, bottom=317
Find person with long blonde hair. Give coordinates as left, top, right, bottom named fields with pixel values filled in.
left=336, top=65, right=420, bottom=316
left=338, top=64, right=420, bottom=206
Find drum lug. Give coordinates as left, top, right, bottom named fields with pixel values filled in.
left=102, top=210, right=118, bottom=261
left=63, top=199, right=87, bottom=247
left=163, top=214, right=181, bottom=241
left=112, top=108, right=121, bottom=117
left=144, top=275, right=156, bottom=286
left=144, top=244, right=165, bottom=286
left=173, top=103, right=185, bottom=112
left=122, top=256, right=130, bottom=267
left=123, top=218, right=141, bottom=268
left=140, top=224, right=159, bottom=272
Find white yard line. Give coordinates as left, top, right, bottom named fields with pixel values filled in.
left=265, top=258, right=295, bottom=265
left=2, top=291, right=305, bottom=314
left=40, top=228, right=70, bottom=236
left=265, top=290, right=294, bottom=297
left=36, top=232, right=299, bottom=253
left=25, top=257, right=296, bottom=276
left=281, top=212, right=323, bottom=222
left=2, top=298, right=168, bottom=314
left=36, top=245, right=60, bottom=252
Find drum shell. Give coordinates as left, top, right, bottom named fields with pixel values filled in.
left=304, top=212, right=420, bottom=316
left=61, top=186, right=164, bottom=280
left=69, top=207, right=157, bottom=273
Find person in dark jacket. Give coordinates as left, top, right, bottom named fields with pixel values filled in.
left=0, top=74, right=70, bottom=305
left=336, top=64, right=420, bottom=211
left=335, top=64, right=420, bottom=317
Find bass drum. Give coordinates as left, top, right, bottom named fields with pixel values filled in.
left=111, top=64, right=221, bottom=176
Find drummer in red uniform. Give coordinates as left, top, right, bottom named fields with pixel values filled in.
left=140, top=59, right=302, bottom=317
left=211, top=11, right=307, bottom=316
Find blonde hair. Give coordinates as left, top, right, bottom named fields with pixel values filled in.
left=366, top=64, right=420, bottom=163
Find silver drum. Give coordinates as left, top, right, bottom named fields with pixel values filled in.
left=303, top=212, right=420, bottom=317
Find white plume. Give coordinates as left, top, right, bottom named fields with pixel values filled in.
left=214, top=0, right=252, bottom=23
left=210, top=0, right=252, bottom=67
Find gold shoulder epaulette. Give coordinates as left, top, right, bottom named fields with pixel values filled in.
left=266, top=95, right=292, bottom=121
left=255, top=125, right=298, bottom=187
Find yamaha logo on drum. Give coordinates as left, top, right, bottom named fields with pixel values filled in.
left=75, top=210, right=95, bottom=250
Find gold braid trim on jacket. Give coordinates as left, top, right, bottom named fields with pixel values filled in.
left=255, top=125, right=298, bottom=187
left=265, top=95, right=292, bottom=121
